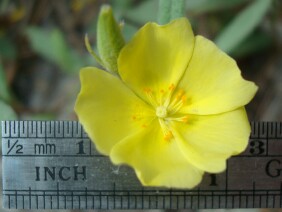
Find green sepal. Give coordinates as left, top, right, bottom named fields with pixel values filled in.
left=97, top=5, right=125, bottom=75
left=85, top=34, right=104, bottom=67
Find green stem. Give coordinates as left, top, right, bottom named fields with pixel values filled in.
left=158, top=0, right=171, bottom=25
left=170, top=0, right=185, bottom=20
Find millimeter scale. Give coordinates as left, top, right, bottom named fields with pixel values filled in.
left=1, top=120, right=282, bottom=209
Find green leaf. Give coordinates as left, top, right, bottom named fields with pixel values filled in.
left=0, top=100, right=17, bottom=138
left=0, top=101, right=17, bottom=120
left=186, top=0, right=250, bottom=14
left=0, top=35, right=17, bottom=59
left=0, top=62, right=11, bottom=102
left=232, top=31, right=272, bottom=57
left=26, top=27, right=84, bottom=74
left=215, top=0, right=272, bottom=53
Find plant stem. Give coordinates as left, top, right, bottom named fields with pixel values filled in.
left=170, top=0, right=186, bottom=20
left=158, top=0, right=171, bottom=25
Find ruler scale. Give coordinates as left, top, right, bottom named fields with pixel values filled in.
left=1, top=121, right=282, bottom=209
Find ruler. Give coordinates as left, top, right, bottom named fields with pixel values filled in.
left=1, top=121, right=282, bottom=209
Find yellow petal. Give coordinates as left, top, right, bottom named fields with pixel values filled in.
left=178, top=35, right=258, bottom=115
left=118, top=18, right=195, bottom=104
left=172, top=107, right=250, bottom=173
left=110, top=121, right=204, bottom=188
left=75, top=67, right=153, bottom=155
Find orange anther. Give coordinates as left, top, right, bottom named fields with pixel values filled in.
left=132, top=115, right=136, bottom=120
left=160, top=89, right=165, bottom=93
left=169, top=84, right=175, bottom=91
left=181, top=116, right=189, bottom=123
left=143, top=88, right=152, bottom=94
left=181, top=95, right=187, bottom=102
left=164, top=131, right=173, bottom=141
left=142, top=124, right=147, bottom=128
left=176, top=90, right=184, bottom=99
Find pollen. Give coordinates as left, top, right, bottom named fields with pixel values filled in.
left=164, top=131, right=173, bottom=141
left=176, top=90, right=185, bottom=99
left=169, top=83, right=175, bottom=91
left=143, top=88, right=152, bottom=94
left=181, top=95, right=187, bottom=103
left=181, top=115, right=189, bottom=123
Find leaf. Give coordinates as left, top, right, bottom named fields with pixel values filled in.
left=186, top=0, right=250, bottom=14
left=0, top=62, right=11, bottom=102
left=26, top=27, right=84, bottom=74
left=215, top=0, right=272, bottom=53
left=232, top=31, right=272, bottom=57
left=0, top=101, right=17, bottom=120
left=0, top=101, right=17, bottom=138
left=0, top=35, right=17, bottom=59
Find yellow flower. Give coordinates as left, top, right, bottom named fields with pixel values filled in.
left=75, top=18, right=258, bottom=188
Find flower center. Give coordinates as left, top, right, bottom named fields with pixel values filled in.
left=136, top=85, right=190, bottom=141
left=156, top=106, right=167, bottom=118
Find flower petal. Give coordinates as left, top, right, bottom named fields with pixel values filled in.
left=178, top=35, right=258, bottom=115
left=172, top=107, right=250, bottom=173
left=75, top=67, right=153, bottom=155
left=118, top=18, right=195, bottom=104
left=110, top=121, right=204, bottom=188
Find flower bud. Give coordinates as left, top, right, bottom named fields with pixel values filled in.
left=97, top=5, right=125, bottom=75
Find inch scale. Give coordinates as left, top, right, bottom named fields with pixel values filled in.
left=1, top=121, right=282, bottom=209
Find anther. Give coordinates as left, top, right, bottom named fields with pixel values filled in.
left=176, top=90, right=184, bottom=99
left=164, top=131, right=173, bottom=141
left=143, top=88, right=152, bottom=94
left=181, top=115, right=189, bottom=123
left=169, top=84, right=175, bottom=91
left=181, top=95, right=187, bottom=103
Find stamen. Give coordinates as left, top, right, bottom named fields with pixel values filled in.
left=163, top=84, right=176, bottom=107
left=181, top=95, right=187, bottom=103
left=168, top=89, right=187, bottom=114
left=181, top=115, right=189, bottom=123
left=176, top=90, right=184, bottom=99
left=169, top=83, right=175, bottom=91
left=159, top=119, right=173, bottom=141
left=164, top=131, right=173, bottom=141
left=167, top=115, right=189, bottom=123
left=143, top=88, right=152, bottom=93
left=143, top=87, right=157, bottom=107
